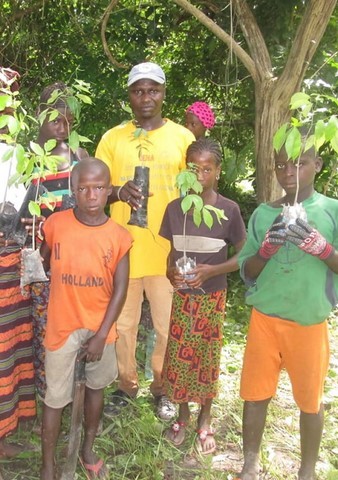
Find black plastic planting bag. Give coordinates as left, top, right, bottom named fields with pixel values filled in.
left=0, top=183, right=45, bottom=247
left=128, top=166, right=150, bottom=228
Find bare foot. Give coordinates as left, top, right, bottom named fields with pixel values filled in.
left=165, top=421, right=187, bottom=446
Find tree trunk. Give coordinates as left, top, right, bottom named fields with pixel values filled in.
left=254, top=81, right=289, bottom=203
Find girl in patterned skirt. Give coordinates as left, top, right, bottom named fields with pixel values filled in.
left=159, top=138, right=246, bottom=454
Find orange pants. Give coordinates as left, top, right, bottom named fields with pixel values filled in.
left=240, top=308, right=329, bottom=413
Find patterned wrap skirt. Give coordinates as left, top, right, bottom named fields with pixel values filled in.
left=0, top=246, right=36, bottom=440
left=162, top=289, right=226, bottom=405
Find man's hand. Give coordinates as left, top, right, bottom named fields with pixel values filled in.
left=287, top=218, right=334, bottom=260
left=117, top=181, right=143, bottom=210
left=258, top=214, right=286, bottom=260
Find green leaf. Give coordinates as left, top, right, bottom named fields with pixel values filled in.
left=205, top=205, right=228, bottom=223
left=191, top=179, right=203, bottom=194
left=38, top=109, right=48, bottom=125
left=44, top=139, right=57, bottom=152
left=47, top=89, right=60, bottom=104
left=289, top=92, right=311, bottom=110
left=28, top=201, right=41, bottom=217
left=78, top=135, right=92, bottom=143
left=0, top=115, right=10, bottom=129
left=181, top=196, right=193, bottom=213
left=285, top=127, right=301, bottom=160
left=0, top=94, right=11, bottom=111
left=76, top=93, right=92, bottom=105
left=190, top=194, right=203, bottom=211
left=29, top=141, right=45, bottom=156
left=1, top=145, right=14, bottom=163
left=193, top=208, right=202, bottom=227
left=14, top=144, right=26, bottom=168
left=7, top=115, right=19, bottom=135
left=66, top=97, right=80, bottom=120
left=202, top=208, right=213, bottom=229
left=330, top=132, right=338, bottom=154
left=68, top=131, right=79, bottom=153
left=303, top=134, right=315, bottom=153
left=47, top=109, right=59, bottom=122
left=273, top=123, right=288, bottom=152
left=325, top=116, right=338, bottom=141
left=314, top=120, right=326, bottom=150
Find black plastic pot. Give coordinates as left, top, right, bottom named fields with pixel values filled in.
left=128, top=166, right=150, bottom=228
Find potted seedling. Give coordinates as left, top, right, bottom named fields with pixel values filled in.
left=127, top=123, right=152, bottom=228
left=175, top=163, right=227, bottom=283
left=273, top=91, right=338, bottom=227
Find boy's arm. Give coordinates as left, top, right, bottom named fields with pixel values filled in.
left=84, top=252, right=130, bottom=362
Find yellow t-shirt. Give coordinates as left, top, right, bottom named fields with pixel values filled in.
left=96, top=119, right=194, bottom=278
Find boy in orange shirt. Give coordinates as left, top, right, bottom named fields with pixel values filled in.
left=39, top=158, right=132, bottom=480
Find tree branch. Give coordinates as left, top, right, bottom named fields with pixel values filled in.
left=100, top=0, right=128, bottom=69
left=278, top=0, right=337, bottom=95
left=232, top=0, right=272, bottom=79
left=171, top=0, right=258, bottom=82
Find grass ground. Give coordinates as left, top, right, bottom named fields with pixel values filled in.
left=2, top=293, right=338, bottom=479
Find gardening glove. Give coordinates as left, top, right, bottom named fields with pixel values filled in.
left=286, top=218, right=334, bottom=260
left=258, top=214, right=286, bottom=260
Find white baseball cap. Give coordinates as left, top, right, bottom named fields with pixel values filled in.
left=127, top=62, right=166, bottom=87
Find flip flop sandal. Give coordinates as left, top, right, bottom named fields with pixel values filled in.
left=195, top=427, right=216, bottom=455
left=80, top=457, right=109, bottom=479
left=166, top=421, right=187, bottom=446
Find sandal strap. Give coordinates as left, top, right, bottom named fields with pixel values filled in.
left=196, top=428, right=214, bottom=440
left=172, top=420, right=187, bottom=432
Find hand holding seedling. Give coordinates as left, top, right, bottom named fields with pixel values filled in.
left=258, top=214, right=286, bottom=260
left=184, top=264, right=214, bottom=289
left=286, top=218, right=334, bottom=260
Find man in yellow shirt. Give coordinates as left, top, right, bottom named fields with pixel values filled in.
left=96, top=62, right=194, bottom=419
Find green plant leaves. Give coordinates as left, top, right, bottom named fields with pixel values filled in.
left=28, top=200, right=41, bottom=216
left=284, top=126, right=301, bottom=160
left=29, top=141, right=45, bottom=156
left=274, top=91, right=338, bottom=161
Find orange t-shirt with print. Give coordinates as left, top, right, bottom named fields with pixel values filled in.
left=43, top=209, right=132, bottom=351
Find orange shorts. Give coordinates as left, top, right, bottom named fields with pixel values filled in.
left=240, top=308, right=329, bottom=413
